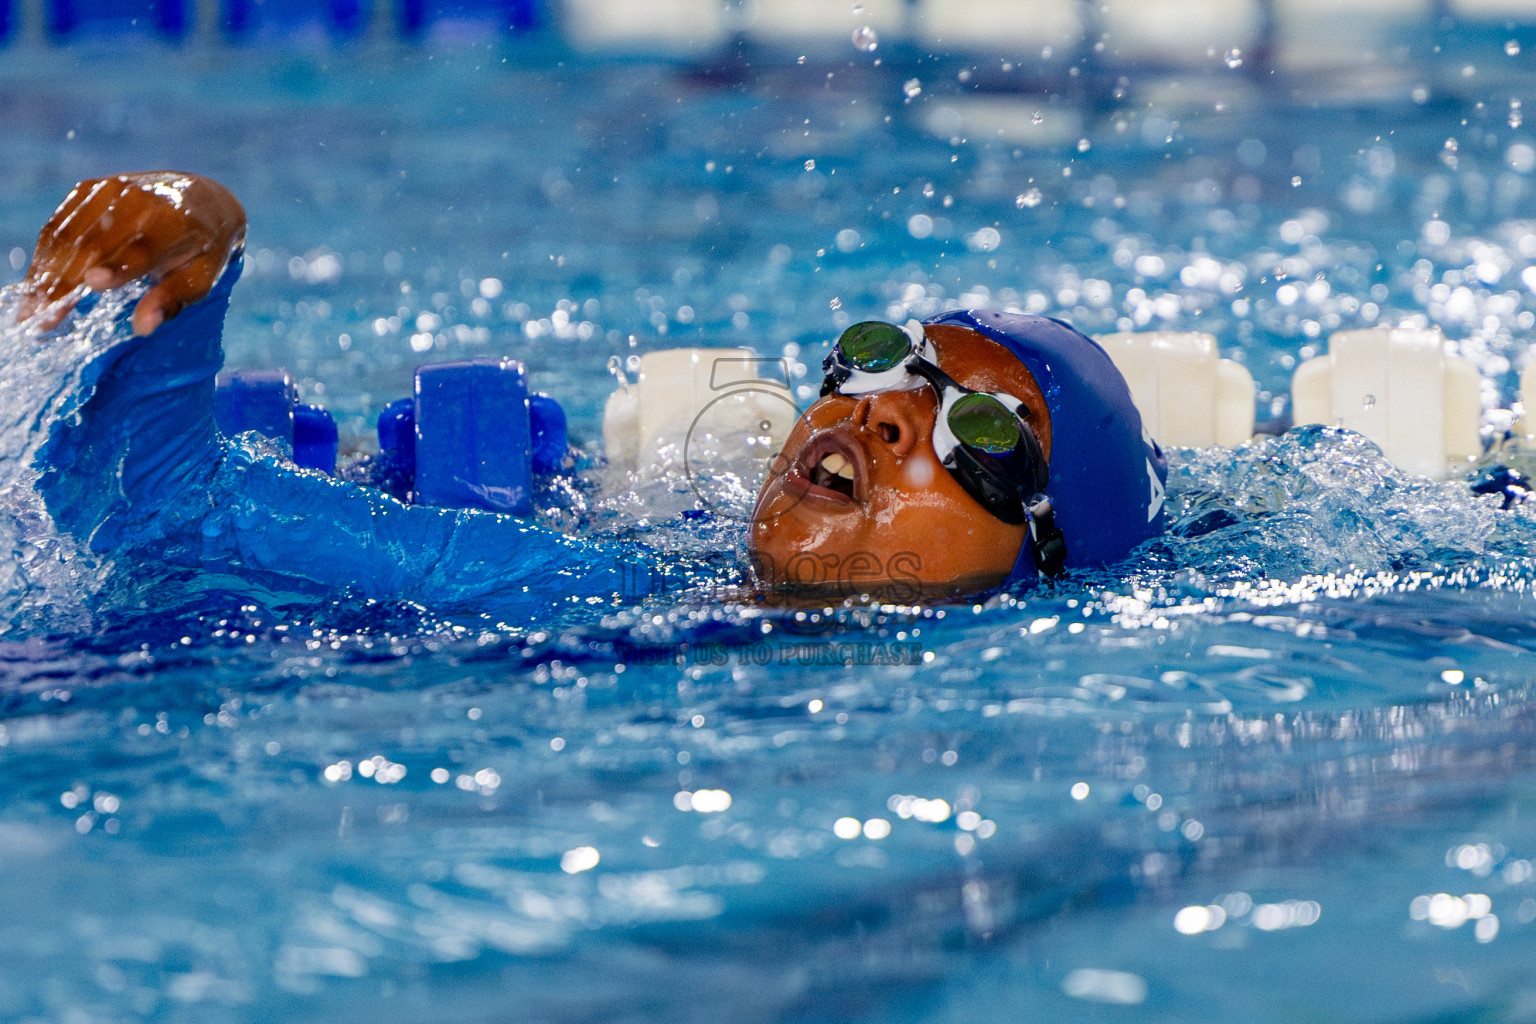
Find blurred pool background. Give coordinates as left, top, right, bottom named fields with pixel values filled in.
left=5, top=2, right=1536, bottom=1022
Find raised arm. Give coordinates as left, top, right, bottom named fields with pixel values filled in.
left=19, top=172, right=245, bottom=337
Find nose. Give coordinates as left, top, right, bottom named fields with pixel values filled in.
left=853, top=390, right=925, bottom=459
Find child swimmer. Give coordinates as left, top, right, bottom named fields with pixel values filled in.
left=16, top=171, right=1166, bottom=611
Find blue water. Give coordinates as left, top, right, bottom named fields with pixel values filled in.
left=5, top=40, right=1536, bottom=1022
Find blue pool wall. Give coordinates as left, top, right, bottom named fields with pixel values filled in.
left=2, top=0, right=1535, bottom=60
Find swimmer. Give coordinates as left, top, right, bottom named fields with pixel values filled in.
left=15, top=171, right=1165, bottom=609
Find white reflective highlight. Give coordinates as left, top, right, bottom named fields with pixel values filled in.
left=1173, top=904, right=1228, bottom=934
left=674, top=789, right=732, bottom=813
left=1251, top=900, right=1321, bottom=930
left=560, top=846, right=600, bottom=874
left=862, top=818, right=891, bottom=840
left=887, top=795, right=951, bottom=822
left=1062, top=968, right=1148, bottom=1005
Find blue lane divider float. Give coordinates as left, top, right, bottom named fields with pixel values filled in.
left=373, top=397, right=417, bottom=502
left=37, top=0, right=546, bottom=41
left=222, top=0, right=367, bottom=40
left=0, top=1, right=11, bottom=43
left=293, top=403, right=340, bottom=472
left=399, top=0, right=540, bottom=38
left=215, top=361, right=568, bottom=507
left=215, top=369, right=338, bottom=475
left=377, top=358, right=567, bottom=514
left=46, top=0, right=189, bottom=40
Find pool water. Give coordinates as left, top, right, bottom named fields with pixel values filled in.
left=4, top=40, right=1536, bottom=1022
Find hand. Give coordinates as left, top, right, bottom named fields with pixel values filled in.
left=18, top=172, right=246, bottom=337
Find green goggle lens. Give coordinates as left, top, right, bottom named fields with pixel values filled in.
left=948, top=392, right=1022, bottom=454
left=835, top=321, right=912, bottom=373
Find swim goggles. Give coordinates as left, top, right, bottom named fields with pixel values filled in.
left=821, top=319, right=1067, bottom=576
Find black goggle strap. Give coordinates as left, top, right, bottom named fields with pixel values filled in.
left=1027, top=494, right=1068, bottom=579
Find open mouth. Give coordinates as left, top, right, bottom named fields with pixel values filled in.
left=791, top=430, right=866, bottom=504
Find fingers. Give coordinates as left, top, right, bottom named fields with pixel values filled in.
left=132, top=247, right=227, bottom=337
left=21, top=177, right=145, bottom=317
left=17, top=172, right=247, bottom=336
left=83, top=236, right=165, bottom=293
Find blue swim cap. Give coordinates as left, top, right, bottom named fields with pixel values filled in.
left=922, top=310, right=1167, bottom=584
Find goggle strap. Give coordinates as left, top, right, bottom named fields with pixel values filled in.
left=1027, top=495, right=1068, bottom=578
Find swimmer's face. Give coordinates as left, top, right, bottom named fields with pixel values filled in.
left=750, top=324, right=1052, bottom=597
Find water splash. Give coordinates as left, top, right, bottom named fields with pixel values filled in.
left=0, top=284, right=151, bottom=635
left=1152, top=426, right=1530, bottom=587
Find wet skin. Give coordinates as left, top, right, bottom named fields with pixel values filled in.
left=19, top=172, right=246, bottom=337
left=750, top=323, right=1053, bottom=597
left=19, top=173, right=1048, bottom=598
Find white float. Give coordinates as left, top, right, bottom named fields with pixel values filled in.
left=1290, top=327, right=1481, bottom=479
left=745, top=0, right=905, bottom=44
left=602, top=348, right=798, bottom=478
left=915, top=0, right=1085, bottom=52
left=561, top=0, right=727, bottom=52
left=1095, top=331, right=1256, bottom=448
left=1096, top=0, right=1263, bottom=65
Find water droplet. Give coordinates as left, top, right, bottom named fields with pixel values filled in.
left=1511, top=99, right=1524, bottom=129
left=1077, top=138, right=1091, bottom=153
left=804, top=159, right=816, bottom=171
left=851, top=1, right=863, bottom=11
left=1441, top=137, right=1460, bottom=169
left=1225, top=48, right=1243, bottom=69
left=1031, top=110, right=1045, bottom=125
left=1508, top=39, right=1521, bottom=56
left=903, top=78, right=922, bottom=99
left=1363, top=394, right=1376, bottom=410
left=1016, top=188, right=1043, bottom=208
left=852, top=25, right=878, bottom=52
left=829, top=296, right=842, bottom=310
left=1291, top=175, right=1302, bottom=187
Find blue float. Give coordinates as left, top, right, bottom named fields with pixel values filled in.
left=373, top=396, right=417, bottom=501
left=399, top=0, right=539, bottom=38
left=46, top=0, right=188, bottom=40
left=221, top=0, right=367, bottom=40
left=412, top=358, right=534, bottom=515
left=214, top=369, right=295, bottom=445
left=214, top=360, right=566, bottom=507
left=528, top=392, right=568, bottom=475
left=214, top=369, right=337, bottom=474
left=293, top=403, right=339, bottom=475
